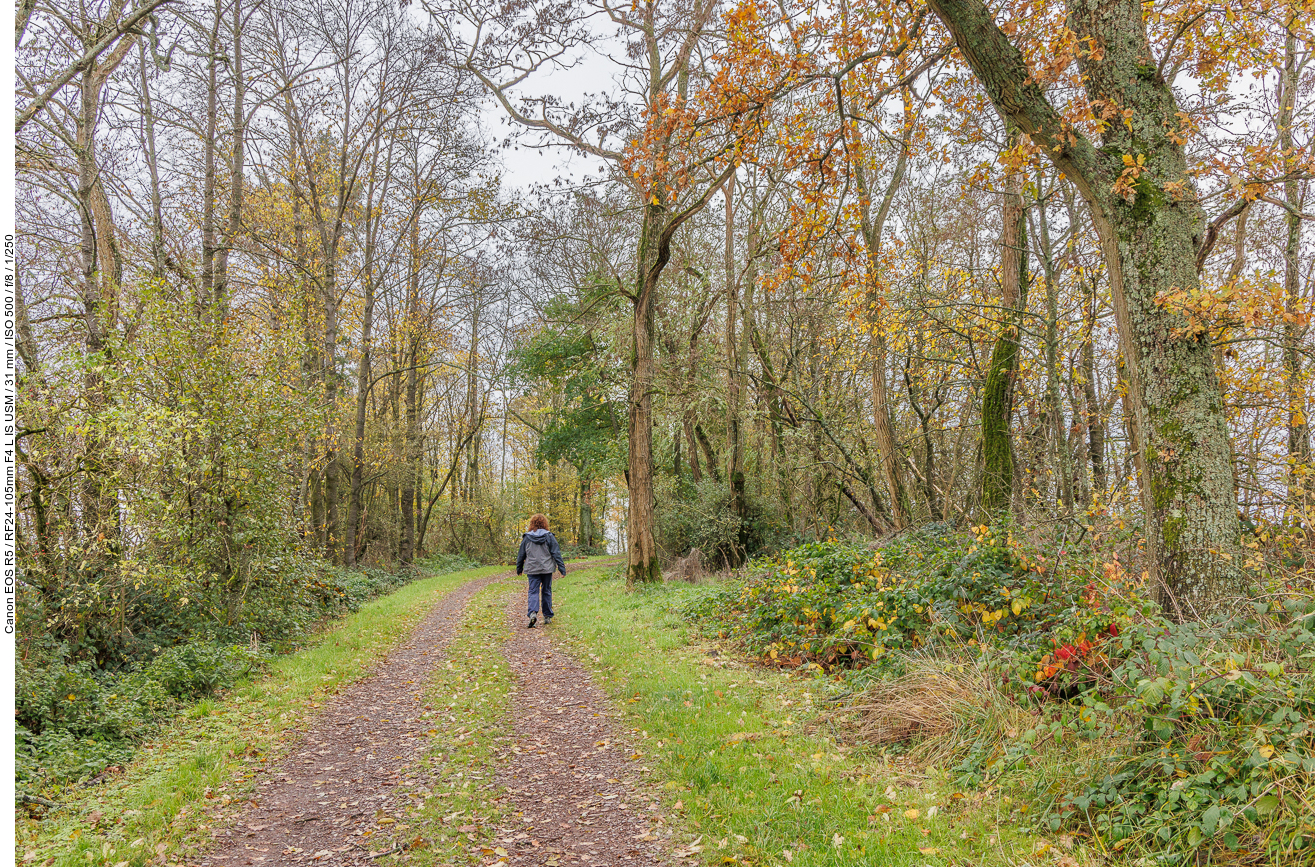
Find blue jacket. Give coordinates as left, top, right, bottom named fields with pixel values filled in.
left=517, top=528, right=566, bottom=576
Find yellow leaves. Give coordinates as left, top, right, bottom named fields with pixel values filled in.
left=1258, top=744, right=1276, bottom=760
left=1112, top=152, right=1147, bottom=202
left=903, top=808, right=920, bottom=820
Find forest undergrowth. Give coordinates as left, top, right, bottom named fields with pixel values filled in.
left=683, top=524, right=1315, bottom=866
left=14, top=553, right=481, bottom=798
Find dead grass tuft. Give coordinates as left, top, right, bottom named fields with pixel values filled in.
left=839, top=656, right=1033, bottom=766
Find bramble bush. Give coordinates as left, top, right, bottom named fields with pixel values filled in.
left=1044, top=602, right=1315, bottom=863
left=684, top=526, right=1315, bottom=864
left=683, top=523, right=1125, bottom=670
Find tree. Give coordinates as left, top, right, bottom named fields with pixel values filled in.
left=447, top=0, right=799, bottom=584
left=980, top=131, right=1029, bottom=516
left=925, top=0, right=1246, bottom=613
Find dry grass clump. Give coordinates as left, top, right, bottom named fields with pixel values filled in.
left=841, top=656, right=1033, bottom=766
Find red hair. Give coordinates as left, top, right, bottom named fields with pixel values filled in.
left=528, top=513, right=549, bottom=531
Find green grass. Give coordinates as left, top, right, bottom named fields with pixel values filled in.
left=547, top=567, right=1058, bottom=867
left=18, top=555, right=1091, bottom=867
left=401, top=581, right=517, bottom=865
left=15, top=562, right=508, bottom=867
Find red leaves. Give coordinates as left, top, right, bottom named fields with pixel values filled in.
left=1034, top=622, right=1118, bottom=685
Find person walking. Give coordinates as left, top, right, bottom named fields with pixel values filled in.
left=516, top=514, right=566, bottom=628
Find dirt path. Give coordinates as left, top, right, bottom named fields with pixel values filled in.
left=194, top=571, right=504, bottom=866
left=193, top=562, right=672, bottom=867
left=486, top=585, right=672, bottom=867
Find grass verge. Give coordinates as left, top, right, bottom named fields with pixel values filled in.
left=548, top=566, right=1081, bottom=867
left=14, top=563, right=507, bottom=867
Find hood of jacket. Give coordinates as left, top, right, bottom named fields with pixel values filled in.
left=524, top=528, right=552, bottom=540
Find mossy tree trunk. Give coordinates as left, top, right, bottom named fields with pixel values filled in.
left=626, top=200, right=665, bottom=587
left=981, top=145, right=1028, bottom=516
left=929, top=0, right=1244, bottom=614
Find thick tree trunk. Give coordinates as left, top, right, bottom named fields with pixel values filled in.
left=76, top=58, right=127, bottom=560
left=928, top=0, right=1244, bottom=614
left=626, top=202, right=664, bottom=586
left=981, top=154, right=1027, bottom=516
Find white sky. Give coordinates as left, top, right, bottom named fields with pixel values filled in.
left=473, top=27, right=619, bottom=193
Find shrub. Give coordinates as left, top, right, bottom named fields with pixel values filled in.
left=687, top=529, right=1315, bottom=865
left=658, top=479, right=784, bottom=568
left=1043, top=602, right=1315, bottom=863
left=15, top=642, right=256, bottom=789
left=686, top=524, right=1118, bottom=671
left=145, top=643, right=261, bottom=701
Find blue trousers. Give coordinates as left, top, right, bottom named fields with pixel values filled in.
left=526, top=573, right=554, bottom=618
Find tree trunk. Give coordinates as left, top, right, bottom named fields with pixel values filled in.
left=1279, top=26, right=1310, bottom=515
left=927, top=0, right=1244, bottom=614
left=845, top=89, right=914, bottom=529
left=345, top=238, right=377, bottom=568
left=579, top=478, right=596, bottom=549
left=323, top=257, right=341, bottom=562
left=136, top=42, right=166, bottom=279
left=200, top=3, right=220, bottom=317
left=213, top=0, right=244, bottom=304
left=626, top=201, right=665, bottom=586
left=724, top=179, right=746, bottom=553
left=684, top=413, right=702, bottom=482
left=399, top=219, right=421, bottom=564
left=1034, top=178, right=1074, bottom=514
left=75, top=50, right=129, bottom=561
left=1081, top=272, right=1107, bottom=497
left=981, top=147, right=1028, bottom=516
left=463, top=303, right=482, bottom=502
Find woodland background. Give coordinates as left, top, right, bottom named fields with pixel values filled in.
left=12, top=0, right=1315, bottom=855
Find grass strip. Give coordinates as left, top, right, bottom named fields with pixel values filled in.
left=550, top=566, right=1045, bottom=867
left=15, top=563, right=507, bottom=867
left=401, top=579, right=516, bottom=865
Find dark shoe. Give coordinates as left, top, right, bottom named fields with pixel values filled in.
left=528, top=612, right=538, bottom=628
left=543, top=615, right=553, bottom=624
